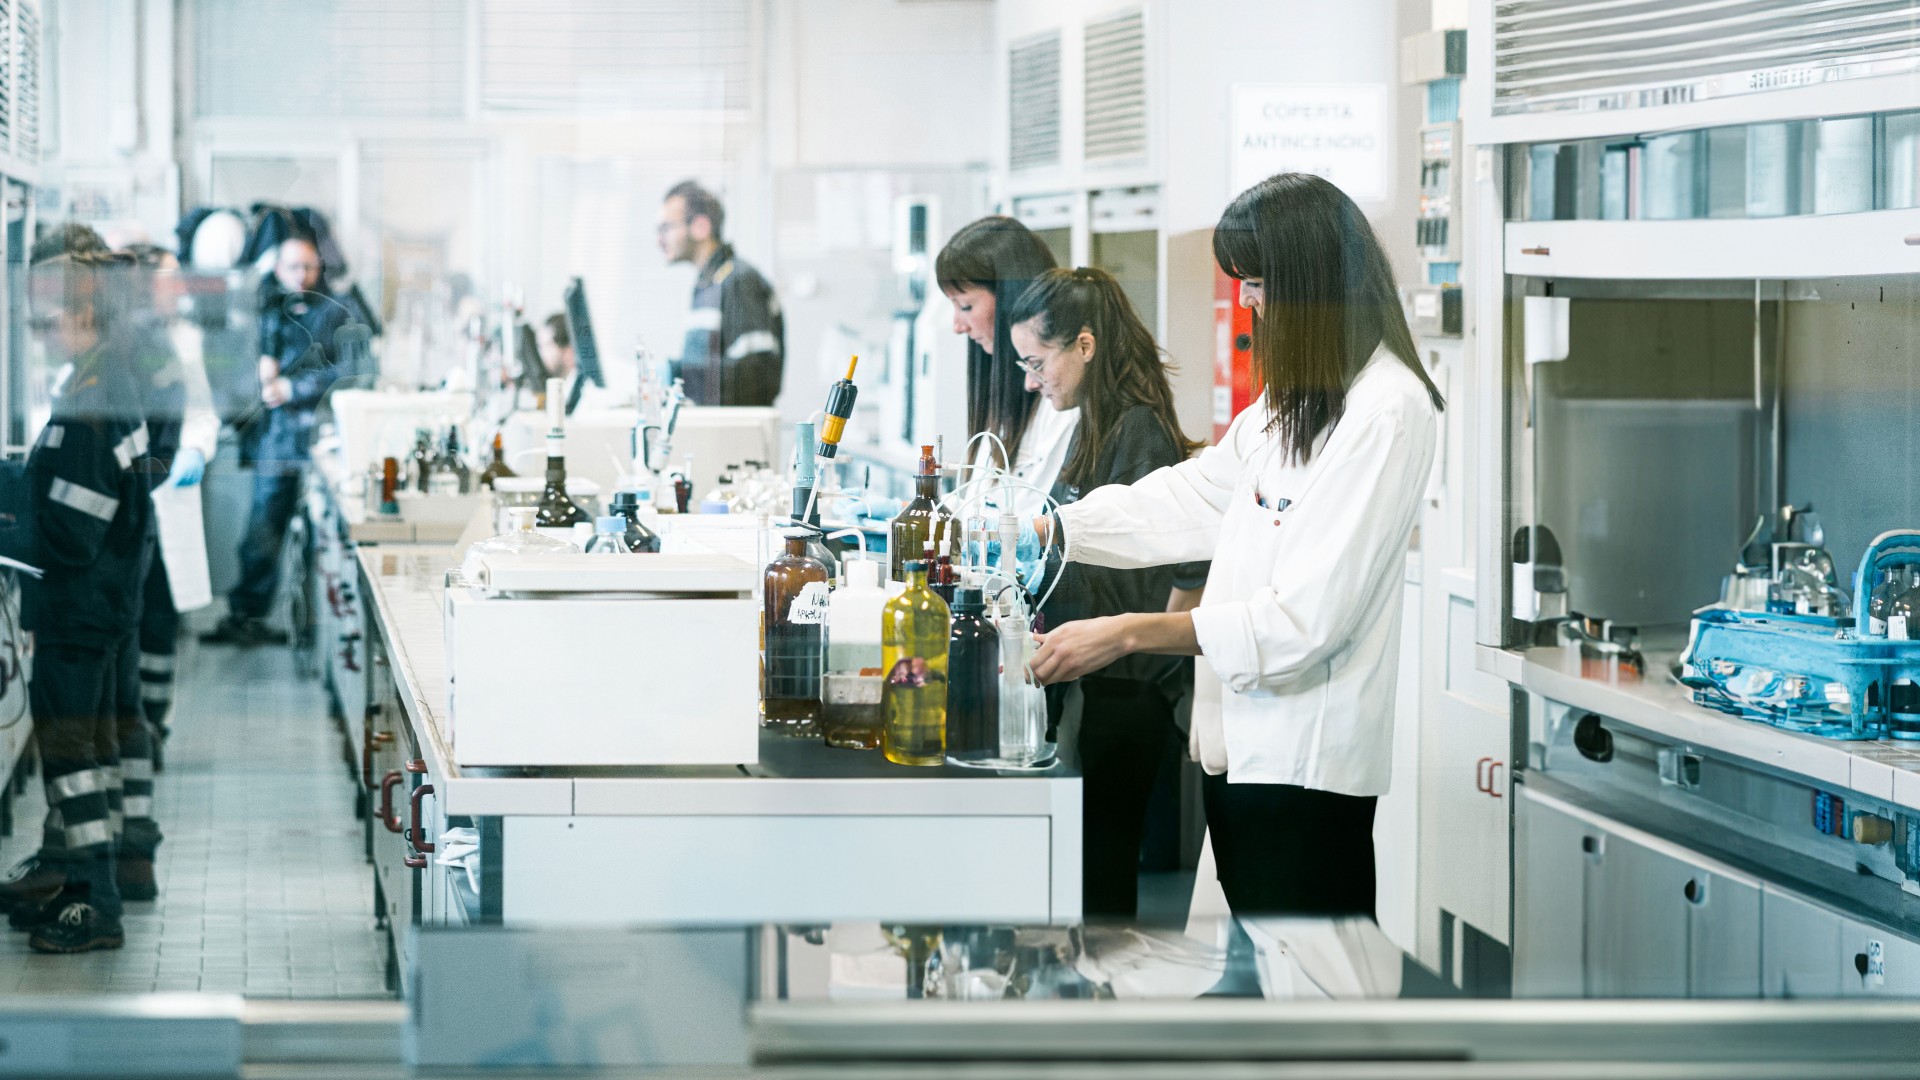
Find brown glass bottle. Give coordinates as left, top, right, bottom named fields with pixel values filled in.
left=534, top=428, right=589, bottom=528
left=378, top=457, right=400, bottom=515
left=889, top=445, right=959, bottom=583
left=477, top=432, right=515, bottom=490
left=764, top=533, right=829, bottom=735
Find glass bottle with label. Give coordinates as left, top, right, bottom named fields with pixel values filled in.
left=889, top=445, right=958, bottom=583
left=535, top=423, right=589, bottom=529
left=477, top=432, right=515, bottom=491
left=881, top=559, right=950, bottom=766
left=764, top=531, right=830, bottom=735
left=944, top=586, right=1001, bottom=768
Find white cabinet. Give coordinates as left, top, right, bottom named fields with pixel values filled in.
left=1375, top=574, right=1422, bottom=956
left=1763, top=885, right=1920, bottom=1000
left=1419, top=586, right=1512, bottom=962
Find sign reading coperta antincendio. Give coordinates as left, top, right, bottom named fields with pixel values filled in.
left=1230, top=84, right=1389, bottom=203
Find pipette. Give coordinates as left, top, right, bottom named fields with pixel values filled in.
left=798, top=356, right=860, bottom=529
left=816, top=355, right=859, bottom=460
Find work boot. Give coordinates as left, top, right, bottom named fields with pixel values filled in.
left=28, top=899, right=124, bottom=954
left=10, top=890, right=60, bottom=931
left=0, top=856, right=66, bottom=914
left=198, top=614, right=287, bottom=647
left=117, top=854, right=157, bottom=902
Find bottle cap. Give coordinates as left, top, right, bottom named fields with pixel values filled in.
left=596, top=515, right=623, bottom=533
left=917, top=444, right=937, bottom=476
left=507, top=507, right=538, bottom=530
left=953, top=586, right=984, bottom=613
left=612, top=490, right=639, bottom=509
left=845, top=557, right=880, bottom=590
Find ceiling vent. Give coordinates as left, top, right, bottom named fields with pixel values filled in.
left=1009, top=30, right=1063, bottom=171
left=1495, top=0, right=1920, bottom=117
left=1084, top=7, right=1146, bottom=164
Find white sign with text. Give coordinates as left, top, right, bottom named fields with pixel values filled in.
left=1231, top=84, right=1389, bottom=202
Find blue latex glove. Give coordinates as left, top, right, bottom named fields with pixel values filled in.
left=167, top=448, right=207, bottom=488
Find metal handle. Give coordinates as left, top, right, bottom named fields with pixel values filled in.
left=405, top=757, right=427, bottom=774
left=1487, top=761, right=1504, bottom=799
left=1475, top=757, right=1493, bottom=794
left=1904, top=234, right=1920, bottom=247
left=361, top=730, right=394, bottom=790
left=378, top=770, right=405, bottom=833
left=404, top=782, right=436, bottom=868
left=1520, top=245, right=1550, bottom=256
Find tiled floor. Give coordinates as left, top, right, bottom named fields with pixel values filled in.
left=0, top=615, right=392, bottom=998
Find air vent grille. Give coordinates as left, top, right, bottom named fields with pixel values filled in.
left=1084, top=8, right=1146, bottom=163
left=12, top=0, right=33, bottom=160
left=1010, top=31, right=1062, bottom=171
left=1495, top=0, right=1920, bottom=116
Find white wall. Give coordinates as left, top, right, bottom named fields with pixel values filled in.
left=43, top=0, right=180, bottom=246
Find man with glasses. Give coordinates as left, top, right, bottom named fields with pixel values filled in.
left=658, top=180, right=785, bottom=407
left=201, top=232, right=353, bottom=647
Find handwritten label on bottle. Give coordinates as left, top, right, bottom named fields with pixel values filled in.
left=1892, top=615, right=1911, bottom=641
left=788, top=582, right=831, bottom=626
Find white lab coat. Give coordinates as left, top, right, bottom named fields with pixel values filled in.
left=1056, top=348, right=1437, bottom=796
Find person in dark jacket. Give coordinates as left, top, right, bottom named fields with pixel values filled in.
left=0, top=245, right=159, bottom=952
left=202, top=232, right=355, bottom=647
left=1007, top=267, right=1207, bottom=917
left=658, top=180, right=784, bottom=406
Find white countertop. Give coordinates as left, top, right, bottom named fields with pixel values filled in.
left=1514, top=643, right=1920, bottom=811
left=311, top=440, right=480, bottom=544
left=356, top=546, right=1078, bottom=819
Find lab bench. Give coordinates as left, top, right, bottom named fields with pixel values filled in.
left=355, top=544, right=1082, bottom=990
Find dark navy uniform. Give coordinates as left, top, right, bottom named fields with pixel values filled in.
left=229, top=279, right=352, bottom=622
left=675, top=243, right=784, bottom=407
left=26, top=342, right=158, bottom=921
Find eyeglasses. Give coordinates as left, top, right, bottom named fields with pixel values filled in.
left=1015, top=343, right=1068, bottom=375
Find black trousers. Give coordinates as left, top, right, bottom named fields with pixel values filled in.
left=1077, top=676, right=1177, bottom=918
left=139, top=553, right=179, bottom=730
left=1202, top=771, right=1378, bottom=918
left=31, top=640, right=122, bottom=918
left=232, top=468, right=302, bottom=619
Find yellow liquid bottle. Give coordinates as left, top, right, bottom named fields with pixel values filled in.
left=881, top=559, right=951, bottom=766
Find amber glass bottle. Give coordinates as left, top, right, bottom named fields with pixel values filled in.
left=889, top=445, right=958, bottom=583
left=881, top=560, right=950, bottom=766
left=477, top=432, right=515, bottom=490
left=764, top=533, right=830, bottom=735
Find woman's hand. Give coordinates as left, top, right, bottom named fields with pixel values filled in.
left=1029, top=615, right=1134, bottom=685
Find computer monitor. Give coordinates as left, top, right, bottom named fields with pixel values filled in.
left=562, top=276, right=604, bottom=415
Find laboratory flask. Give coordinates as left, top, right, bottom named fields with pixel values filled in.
left=889, top=445, right=959, bottom=583
left=995, top=598, right=1054, bottom=769
left=944, top=587, right=1002, bottom=767
left=764, top=532, right=830, bottom=735
left=881, top=559, right=950, bottom=766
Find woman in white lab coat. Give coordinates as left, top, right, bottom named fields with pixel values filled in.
left=935, top=217, right=1078, bottom=513
left=1028, top=173, right=1445, bottom=916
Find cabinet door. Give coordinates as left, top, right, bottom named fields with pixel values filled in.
left=1513, top=785, right=1590, bottom=997
left=1426, top=690, right=1511, bottom=944
left=1684, top=862, right=1762, bottom=998
left=1762, top=886, right=1844, bottom=998
left=1584, top=826, right=1691, bottom=998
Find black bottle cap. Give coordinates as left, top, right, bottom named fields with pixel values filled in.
left=612, top=490, right=639, bottom=509
left=953, top=586, right=983, bottom=614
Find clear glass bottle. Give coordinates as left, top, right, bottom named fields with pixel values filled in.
left=440, top=426, right=473, bottom=494
left=535, top=425, right=589, bottom=528
left=585, top=515, right=631, bottom=554
left=477, top=432, right=515, bottom=491
left=461, top=506, right=581, bottom=581
left=609, top=490, right=662, bottom=553
left=1870, top=567, right=1917, bottom=636
left=889, top=445, right=959, bottom=583
left=764, top=532, right=830, bottom=735
left=881, top=559, right=950, bottom=766
left=411, top=428, right=434, bottom=494
left=995, top=598, right=1054, bottom=768
left=944, top=586, right=1001, bottom=768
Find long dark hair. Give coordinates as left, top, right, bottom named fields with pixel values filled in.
left=1212, top=173, right=1443, bottom=462
left=935, top=216, right=1057, bottom=465
left=1007, top=267, right=1202, bottom=491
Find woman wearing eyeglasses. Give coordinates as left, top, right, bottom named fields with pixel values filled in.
left=1028, top=174, right=1444, bottom=918
left=935, top=217, right=1077, bottom=516
left=1006, top=266, right=1205, bottom=918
